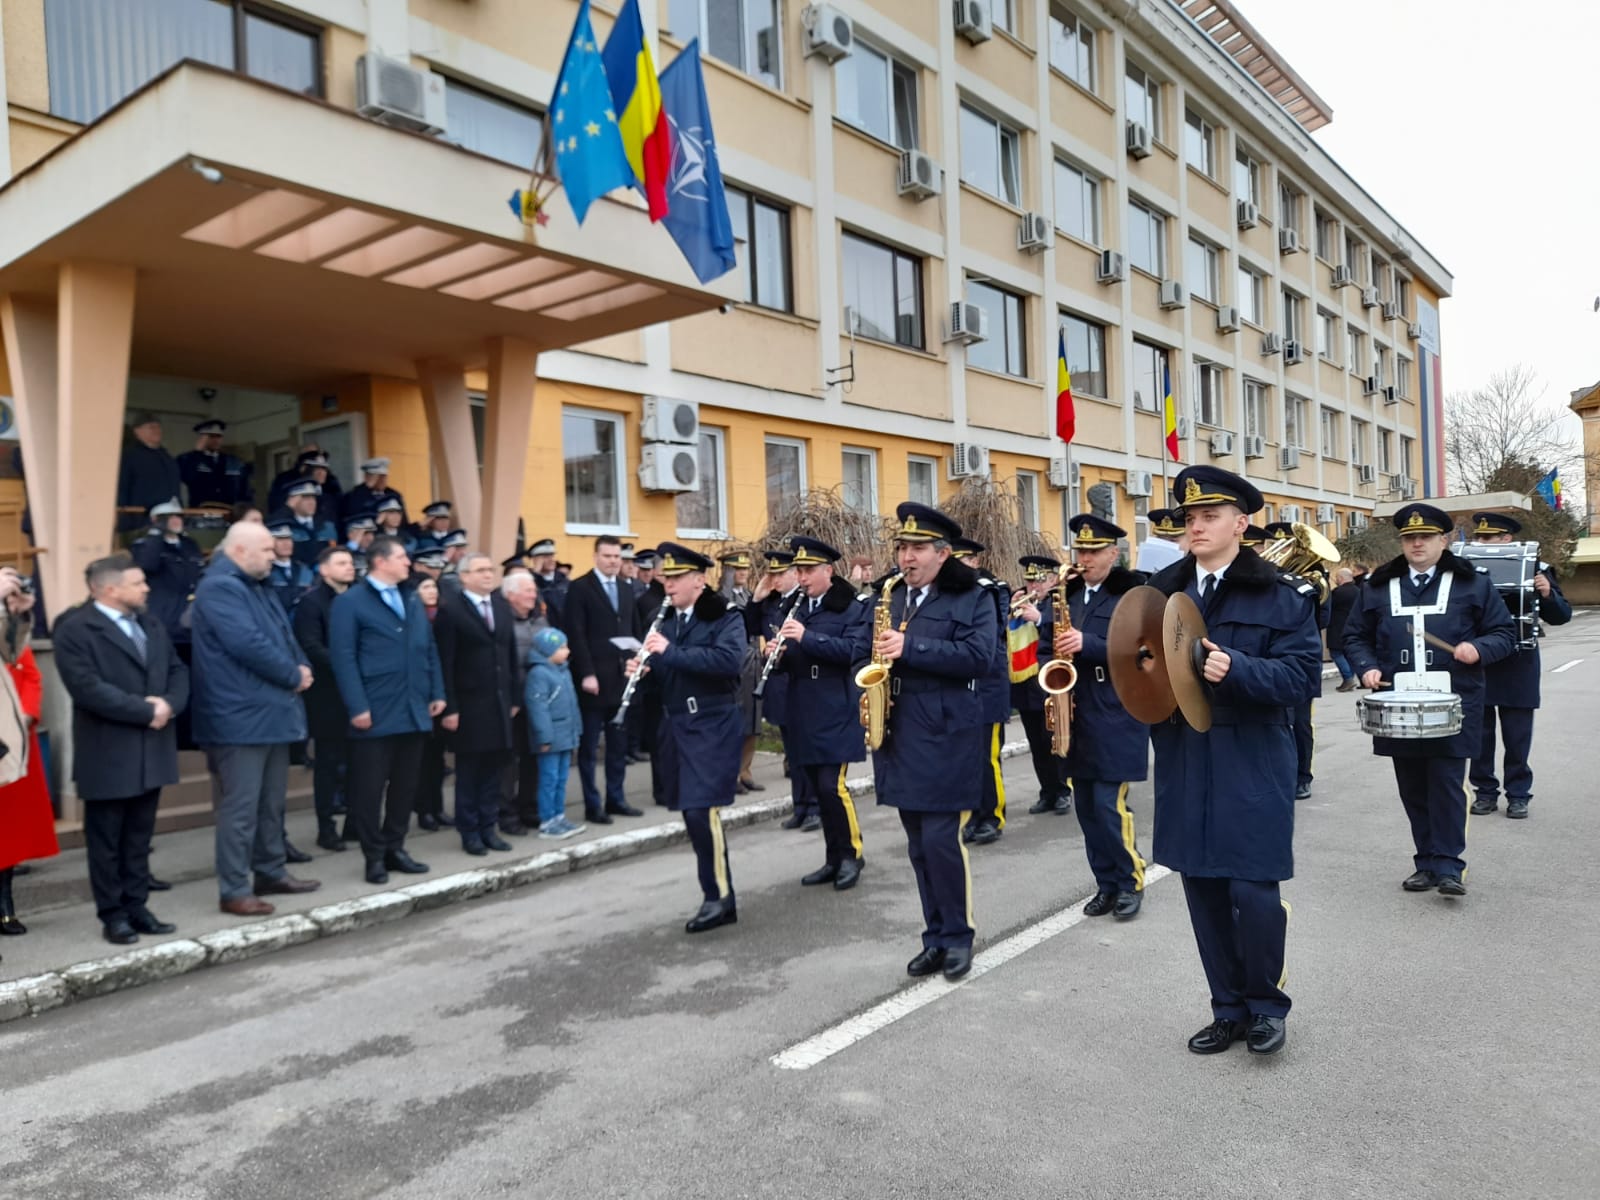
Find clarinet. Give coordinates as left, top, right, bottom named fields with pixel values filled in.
left=612, top=598, right=672, bottom=725
left=753, top=590, right=804, bottom=699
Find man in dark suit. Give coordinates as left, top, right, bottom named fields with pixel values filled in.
left=433, top=551, right=520, bottom=854
left=293, top=546, right=357, bottom=852
left=563, top=535, right=644, bottom=824
left=53, top=554, right=189, bottom=945
left=116, top=412, right=182, bottom=531
left=330, top=535, right=446, bottom=884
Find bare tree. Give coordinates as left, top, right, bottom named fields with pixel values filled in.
left=1443, top=365, right=1584, bottom=493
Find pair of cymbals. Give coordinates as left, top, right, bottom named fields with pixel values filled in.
left=1106, top=586, right=1212, bottom=731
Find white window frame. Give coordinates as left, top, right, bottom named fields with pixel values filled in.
left=907, top=454, right=938, bottom=507
left=764, top=435, right=809, bottom=523
left=990, top=0, right=1016, bottom=34
left=1132, top=339, right=1168, bottom=414
left=1053, top=157, right=1100, bottom=245
left=1316, top=309, right=1338, bottom=361
left=841, top=445, right=880, bottom=518
left=1237, top=264, right=1264, bottom=325
left=1374, top=343, right=1390, bottom=387
left=1124, top=63, right=1162, bottom=139
left=1243, top=378, right=1269, bottom=440
left=1400, top=435, right=1414, bottom=479
left=1186, top=235, right=1219, bottom=303
left=1184, top=109, right=1215, bottom=178
left=1345, top=233, right=1368, bottom=283
left=668, top=0, right=782, bottom=89
left=1347, top=329, right=1365, bottom=377
left=561, top=405, right=630, bottom=536
left=1284, top=394, right=1310, bottom=451
left=1127, top=198, right=1166, bottom=277
left=1320, top=407, right=1340, bottom=459
left=1281, top=289, right=1303, bottom=342
left=1234, top=147, right=1261, bottom=206
left=1350, top=417, right=1368, bottom=465
left=1314, top=208, right=1338, bottom=261
left=1194, top=360, right=1225, bottom=427
left=959, top=102, right=1022, bottom=206
left=1048, top=6, right=1096, bottom=92
left=966, top=280, right=1028, bottom=378
left=837, top=39, right=919, bottom=150
left=1397, top=355, right=1412, bottom=399
left=1377, top=428, right=1394, bottom=474
left=1278, top=180, right=1302, bottom=235
left=675, top=425, right=729, bottom=539
left=1016, top=470, right=1041, bottom=530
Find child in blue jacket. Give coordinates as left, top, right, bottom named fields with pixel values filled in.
left=525, top=627, right=585, bottom=839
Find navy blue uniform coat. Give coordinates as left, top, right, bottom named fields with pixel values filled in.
left=748, top=588, right=801, bottom=727
left=1146, top=548, right=1323, bottom=881
left=1481, top=563, right=1571, bottom=709
left=1062, top=567, right=1149, bottom=783
left=329, top=578, right=444, bottom=738
left=130, top=530, right=202, bottom=643
left=650, top=588, right=746, bottom=812
left=1010, top=593, right=1054, bottom=714
left=974, top=574, right=1012, bottom=724
left=871, top=558, right=997, bottom=813
left=779, top=576, right=871, bottom=765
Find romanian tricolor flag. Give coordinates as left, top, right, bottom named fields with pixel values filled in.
left=1162, top=364, right=1180, bottom=462
left=602, top=0, right=672, bottom=221
left=1007, top=618, right=1040, bottom=683
left=1056, top=329, right=1075, bottom=444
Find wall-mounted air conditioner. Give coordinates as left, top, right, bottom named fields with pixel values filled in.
left=954, top=0, right=993, bottom=44
left=1216, top=305, right=1240, bottom=333
left=803, top=4, right=854, bottom=60
left=949, top=442, right=991, bottom=479
left=1126, top=120, right=1152, bottom=159
left=1316, top=502, right=1337, bottom=523
left=357, top=55, right=448, bottom=135
left=638, top=444, right=700, bottom=493
left=1261, top=332, right=1283, bottom=355
left=1210, top=431, right=1235, bottom=457
left=1279, top=228, right=1301, bottom=254
left=946, top=301, right=989, bottom=344
left=1236, top=200, right=1259, bottom=229
left=1244, top=434, right=1266, bottom=459
left=1096, top=250, right=1126, bottom=284
left=1047, top=457, right=1079, bottom=489
left=641, top=397, right=700, bottom=444
left=1283, top=339, right=1307, bottom=365
left=1331, top=265, right=1354, bottom=288
left=1125, top=470, right=1155, bottom=497
left=1357, top=464, right=1376, bottom=484
left=1017, top=211, right=1051, bottom=254
left=1279, top=446, right=1301, bottom=471
left=896, top=149, right=942, bottom=199
left=1159, top=279, right=1187, bottom=309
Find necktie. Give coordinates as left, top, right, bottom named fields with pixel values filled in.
left=1413, top=572, right=1431, bottom=593
left=1200, top=574, right=1216, bottom=611
left=380, top=585, right=404, bottom=620
left=604, top=576, right=618, bottom=612
left=480, top=597, right=494, bottom=631
left=809, top=596, right=819, bottom=616
left=677, top=609, right=689, bottom=635
left=904, top=588, right=924, bottom=624
left=123, top=616, right=148, bottom=663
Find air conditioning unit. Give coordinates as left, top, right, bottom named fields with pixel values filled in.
left=1350, top=510, right=1369, bottom=529
left=896, top=149, right=942, bottom=200
left=948, top=441, right=990, bottom=479
left=1406, top=321, right=1423, bottom=341
left=1243, top=434, right=1266, bottom=459
left=1125, top=470, right=1155, bottom=497
left=1357, top=464, right=1377, bottom=484
left=1316, top=502, right=1337, bottom=523
left=1383, top=386, right=1399, bottom=405
left=1047, top=457, right=1079, bottom=489
left=1236, top=200, right=1259, bottom=229
left=357, top=55, right=448, bottom=135
left=1261, top=331, right=1283, bottom=355
left=1279, top=228, right=1301, bottom=254
left=1360, top=286, right=1380, bottom=308
left=1215, top=305, right=1240, bottom=333
left=802, top=4, right=854, bottom=60
left=1126, top=120, right=1152, bottom=159
left=638, top=443, right=700, bottom=493
left=1381, top=301, right=1400, bottom=321
left=1281, top=504, right=1303, bottom=523
left=1210, top=430, right=1235, bottom=457
left=946, top=300, right=989, bottom=345
left=1159, top=279, right=1187, bottom=309
left=640, top=396, right=700, bottom=444
left=1096, top=249, right=1126, bottom=284
left=1283, top=339, right=1306, bottom=365
left=1279, top=446, right=1301, bottom=471
left=1363, top=375, right=1380, bottom=395
left=1176, top=416, right=1192, bottom=439
left=1017, top=211, right=1051, bottom=254
left=954, top=0, right=993, bottom=44
left=1401, top=478, right=1417, bottom=499
left=1331, top=264, right=1354, bottom=289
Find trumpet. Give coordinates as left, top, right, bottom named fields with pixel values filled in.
left=753, top=590, right=803, bottom=699
left=612, top=598, right=671, bottom=725
left=854, top=572, right=903, bottom=751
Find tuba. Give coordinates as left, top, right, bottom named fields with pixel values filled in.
left=854, top=572, right=904, bottom=752
left=1258, top=523, right=1339, bottom=602
left=1038, top=564, right=1082, bottom=756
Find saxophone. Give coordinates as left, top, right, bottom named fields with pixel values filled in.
left=854, top=572, right=904, bottom=751
left=1038, top=565, right=1083, bottom=757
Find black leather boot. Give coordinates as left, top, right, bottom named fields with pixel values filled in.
left=0, top=868, right=26, bottom=936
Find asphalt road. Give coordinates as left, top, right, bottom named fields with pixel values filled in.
left=5, top=618, right=1599, bottom=1200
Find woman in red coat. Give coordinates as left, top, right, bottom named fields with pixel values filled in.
left=1, top=645, right=62, bottom=936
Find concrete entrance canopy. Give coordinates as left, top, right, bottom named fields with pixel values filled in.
left=0, top=62, right=738, bottom=611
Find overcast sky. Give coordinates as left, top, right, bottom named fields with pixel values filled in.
left=1243, top=0, right=1596, bottom=443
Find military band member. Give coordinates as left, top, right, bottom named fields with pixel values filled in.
left=718, top=550, right=764, bottom=794
left=1343, top=504, right=1517, bottom=895
left=1265, top=521, right=1331, bottom=802
left=872, top=504, right=997, bottom=980
left=951, top=538, right=1010, bottom=846
left=629, top=544, right=748, bottom=934
left=1137, top=507, right=1187, bottom=573
left=1055, top=516, right=1149, bottom=919
left=1240, top=524, right=1268, bottom=550
left=1146, top=467, right=1322, bottom=1056
left=1012, top=555, right=1071, bottom=816
left=776, top=538, right=872, bottom=889
left=177, top=418, right=253, bottom=508
left=749, top=550, right=817, bottom=831
left=1466, top=512, right=1571, bottom=818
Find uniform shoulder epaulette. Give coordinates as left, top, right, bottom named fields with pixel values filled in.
left=856, top=589, right=875, bottom=603
left=1278, top=571, right=1317, bottom=597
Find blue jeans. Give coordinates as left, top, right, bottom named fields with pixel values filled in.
left=1330, top=650, right=1353, bottom=680
left=536, top=751, right=571, bottom=824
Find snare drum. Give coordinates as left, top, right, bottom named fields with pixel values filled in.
left=1357, top=691, right=1463, bottom=739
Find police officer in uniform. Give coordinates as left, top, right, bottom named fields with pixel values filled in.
left=527, top=538, right=568, bottom=628
left=776, top=537, right=872, bottom=889
left=268, top=447, right=342, bottom=517
left=627, top=543, right=748, bottom=934
left=1466, top=512, right=1572, bottom=818
left=266, top=523, right=314, bottom=613
left=951, top=538, right=1010, bottom=846
left=1144, top=467, right=1323, bottom=1056
left=338, top=457, right=406, bottom=534
left=1343, top=503, right=1517, bottom=895
left=1011, top=555, right=1071, bottom=817
left=749, top=549, right=816, bottom=829
left=177, top=419, right=253, bottom=508
left=1265, top=521, right=1331, bottom=801
left=345, top=517, right=376, bottom=578
left=269, top=480, right=337, bottom=571
left=872, top=503, right=997, bottom=981
left=1053, top=515, right=1150, bottom=918
left=131, top=499, right=204, bottom=643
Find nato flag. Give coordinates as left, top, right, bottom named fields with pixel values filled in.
left=658, top=43, right=738, bottom=284
left=550, top=0, right=635, bottom=224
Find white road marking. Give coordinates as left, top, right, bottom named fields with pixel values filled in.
left=1552, top=659, right=1584, bottom=674
left=771, top=864, right=1174, bottom=1070
left=1569, top=609, right=1593, bottom=619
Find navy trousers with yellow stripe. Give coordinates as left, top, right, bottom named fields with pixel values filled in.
left=1182, top=875, right=1291, bottom=1021
left=899, top=809, right=974, bottom=951
left=1393, top=756, right=1469, bottom=877
left=802, top=763, right=863, bottom=865
left=683, top=808, right=733, bottom=904
left=971, top=723, right=1007, bottom=830
left=1068, top=778, right=1146, bottom=895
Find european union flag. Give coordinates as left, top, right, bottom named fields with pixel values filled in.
left=549, top=0, right=634, bottom=224
left=658, top=43, right=737, bottom=284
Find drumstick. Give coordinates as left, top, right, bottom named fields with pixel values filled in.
left=1406, top=622, right=1458, bottom=655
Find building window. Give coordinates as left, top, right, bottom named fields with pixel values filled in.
left=1378, top=429, right=1394, bottom=474
left=726, top=185, right=793, bottom=312
left=765, top=436, right=807, bottom=522
left=1186, top=236, right=1219, bottom=303
left=907, top=455, right=938, bottom=507
left=1320, top=407, right=1340, bottom=459
left=1059, top=312, right=1107, bottom=398
left=841, top=447, right=879, bottom=517
left=990, top=0, right=1017, bottom=33
left=1284, top=394, right=1309, bottom=451
left=443, top=77, right=542, bottom=169
left=1194, top=361, right=1226, bottom=427
left=1237, top=265, right=1264, bottom=325
left=562, top=407, right=627, bottom=532
left=1316, top=309, right=1338, bottom=361
left=1278, top=180, right=1302, bottom=236
left=837, top=41, right=918, bottom=149
left=1016, top=471, right=1041, bottom=530
left=676, top=427, right=728, bottom=537
left=1184, top=109, right=1215, bottom=177
left=1132, top=340, right=1168, bottom=414
left=1127, top=199, right=1166, bottom=276
left=1234, top=148, right=1261, bottom=205
left=1281, top=289, right=1303, bottom=343
left=1396, top=277, right=1412, bottom=316
left=1315, top=209, right=1338, bottom=261
left=1244, top=379, right=1269, bottom=440
left=1348, top=329, right=1364, bottom=376
left=668, top=0, right=781, bottom=88
left=1350, top=418, right=1368, bottom=465
left=1053, top=159, right=1100, bottom=244
left=1372, top=256, right=1390, bottom=301
left=44, top=0, right=322, bottom=124
left=1374, top=344, right=1390, bottom=387
left=1397, top=356, right=1412, bottom=398
left=966, top=282, right=1027, bottom=377
left=1400, top=435, right=1414, bottom=478
left=842, top=233, right=924, bottom=350
left=1345, top=233, right=1367, bottom=283
left=1124, top=63, right=1161, bottom=139
left=1048, top=7, right=1095, bottom=90
left=959, top=104, right=1022, bottom=206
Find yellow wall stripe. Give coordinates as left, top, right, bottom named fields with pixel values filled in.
left=709, top=808, right=730, bottom=899
left=836, top=765, right=863, bottom=858
left=1114, top=782, right=1147, bottom=891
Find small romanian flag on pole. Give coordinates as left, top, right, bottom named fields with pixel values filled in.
left=602, top=0, right=672, bottom=221
left=1055, top=329, right=1075, bottom=444
left=1162, top=364, right=1180, bottom=462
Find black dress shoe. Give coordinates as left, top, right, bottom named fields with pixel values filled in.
left=781, top=813, right=804, bottom=830
left=147, top=877, right=172, bottom=892
left=833, top=858, right=864, bottom=891
left=316, top=833, right=347, bottom=853
left=1187, top=1018, right=1245, bottom=1055
left=1113, top=891, right=1143, bottom=919
left=1470, top=796, right=1498, bottom=816
left=906, top=947, right=948, bottom=977
left=284, top=841, right=314, bottom=865
left=1401, top=870, right=1439, bottom=892
left=942, top=946, right=973, bottom=979
left=1437, top=874, right=1467, bottom=896
left=970, top=821, right=1002, bottom=845
left=384, top=850, right=429, bottom=874
left=416, top=813, right=440, bottom=832
left=103, top=921, right=139, bottom=946
left=1294, top=783, right=1312, bottom=800
left=961, top=822, right=977, bottom=844
left=461, top=840, right=489, bottom=856
left=128, top=911, right=177, bottom=936
left=1246, top=1014, right=1287, bottom=1055
left=588, top=811, right=614, bottom=825
left=685, top=898, right=737, bottom=933
left=1506, top=800, right=1529, bottom=819
left=734, top=780, right=750, bottom=795
left=742, top=779, right=765, bottom=792
left=1027, top=796, right=1054, bottom=815
left=1083, top=892, right=1116, bottom=917
left=1053, top=794, right=1073, bottom=815
left=365, top=863, right=389, bottom=885
left=500, top=821, right=529, bottom=837
left=799, top=814, right=821, bottom=833
left=331, top=803, right=348, bottom=817
left=606, top=802, right=645, bottom=817
left=801, top=863, right=838, bottom=886
left=482, top=834, right=514, bottom=852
